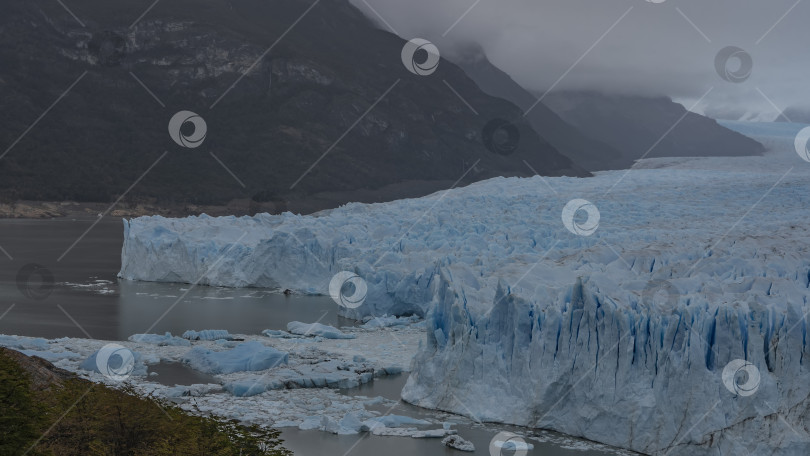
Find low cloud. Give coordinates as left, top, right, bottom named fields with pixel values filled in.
left=352, top=0, right=810, bottom=119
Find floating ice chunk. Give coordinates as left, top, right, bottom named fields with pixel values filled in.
left=224, top=379, right=284, bottom=397
left=214, top=339, right=239, bottom=348
left=296, top=412, right=374, bottom=434
left=0, top=335, right=50, bottom=351
left=272, top=420, right=300, bottom=428
left=374, top=366, right=403, bottom=377
left=182, top=341, right=288, bottom=374
left=129, top=332, right=190, bottom=346
left=286, top=321, right=355, bottom=339
left=164, top=384, right=220, bottom=397
left=412, top=429, right=456, bottom=438
left=182, top=329, right=233, bottom=341
left=491, top=438, right=534, bottom=451
left=362, top=396, right=384, bottom=406
left=80, top=347, right=148, bottom=378
left=299, top=416, right=326, bottom=431
left=369, top=414, right=430, bottom=428
left=442, top=435, right=474, bottom=452
left=223, top=356, right=380, bottom=397
left=369, top=427, right=419, bottom=437
left=262, top=329, right=295, bottom=338
left=20, top=350, right=81, bottom=361
left=329, top=412, right=368, bottom=434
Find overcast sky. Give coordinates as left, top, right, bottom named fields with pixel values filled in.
left=351, top=0, right=810, bottom=120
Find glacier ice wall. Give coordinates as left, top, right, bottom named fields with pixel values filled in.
left=403, top=270, right=810, bottom=455
left=121, top=147, right=810, bottom=454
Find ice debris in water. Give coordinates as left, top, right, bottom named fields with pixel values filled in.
left=128, top=332, right=190, bottom=346
left=286, top=321, right=356, bottom=339
left=182, top=329, right=233, bottom=341
left=182, top=341, right=288, bottom=374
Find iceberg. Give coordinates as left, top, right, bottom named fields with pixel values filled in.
left=442, top=435, right=474, bottom=452
left=222, top=356, right=384, bottom=397
left=182, top=329, right=233, bottom=341
left=80, top=347, right=148, bottom=378
left=0, top=335, right=50, bottom=351
left=298, top=412, right=377, bottom=434
left=286, top=321, right=355, bottom=339
left=368, top=414, right=430, bottom=427
left=20, top=349, right=81, bottom=362
left=129, top=332, right=190, bottom=346
left=118, top=142, right=810, bottom=454
left=182, top=341, right=288, bottom=374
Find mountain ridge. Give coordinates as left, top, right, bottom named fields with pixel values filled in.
left=0, top=0, right=585, bottom=214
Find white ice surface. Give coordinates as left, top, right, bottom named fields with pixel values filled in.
left=112, top=124, right=810, bottom=454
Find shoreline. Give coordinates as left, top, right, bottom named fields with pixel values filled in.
left=0, top=200, right=282, bottom=220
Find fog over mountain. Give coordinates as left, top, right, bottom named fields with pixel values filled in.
left=351, top=0, right=810, bottom=119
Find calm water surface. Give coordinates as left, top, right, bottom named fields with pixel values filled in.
left=0, top=217, right=624, bottom=456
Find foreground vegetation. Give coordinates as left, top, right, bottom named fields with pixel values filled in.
left=0, top=348, right=289, bottom=456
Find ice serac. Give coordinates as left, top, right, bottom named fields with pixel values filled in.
left=120, top=142, right=810, bottom=454
left=402, top=266, right=810, bottom=455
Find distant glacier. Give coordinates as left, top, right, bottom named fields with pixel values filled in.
left=119, top=132, right=810, bottom=455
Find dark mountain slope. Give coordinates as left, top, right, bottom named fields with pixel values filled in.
left=0, top=0, right=584, bottom=213
left=456, top=49, right=629, bottom=171
left=542, top=91, right=766, bottom=163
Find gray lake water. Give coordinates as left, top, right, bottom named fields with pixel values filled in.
left=0, top=216, right=625, bottom=456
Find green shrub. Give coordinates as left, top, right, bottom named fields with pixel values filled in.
left=0, top=351, right=289, bottom=456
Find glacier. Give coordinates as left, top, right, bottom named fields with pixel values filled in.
left=118, top=134, right=810, bottom=454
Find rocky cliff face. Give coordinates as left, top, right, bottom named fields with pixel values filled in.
left=0, top=0, right=584, bottom=212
